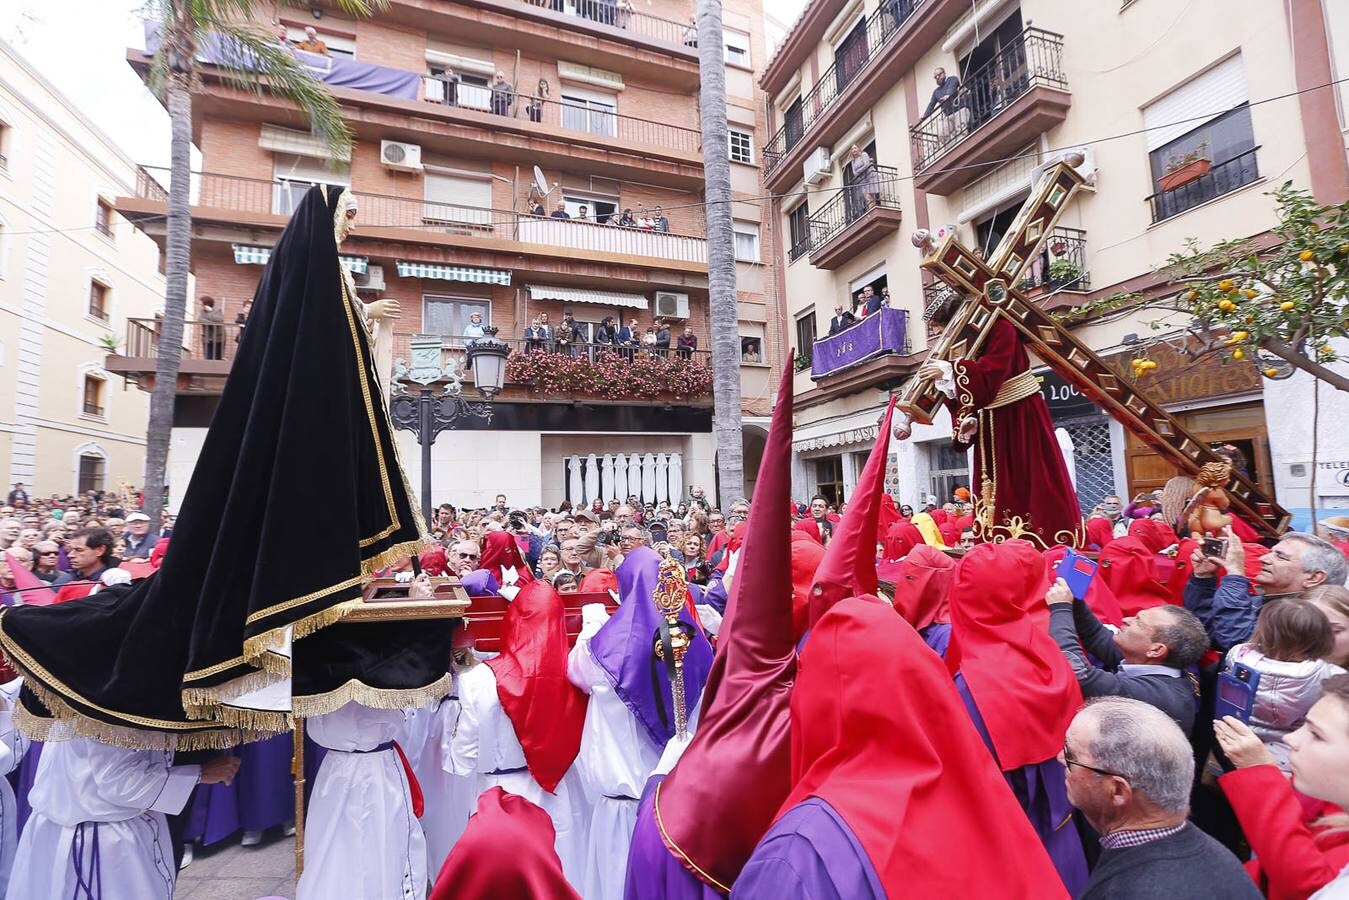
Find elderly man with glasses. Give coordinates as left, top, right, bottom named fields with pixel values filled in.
left=1063, top=698, right=1259, bottom=899
left=450, top=540, right=481, bottom=576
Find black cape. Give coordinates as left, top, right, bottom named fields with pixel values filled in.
left=0, top=184, right=431, bottom=748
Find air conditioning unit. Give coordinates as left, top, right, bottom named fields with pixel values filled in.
left=803, top=146, right=832, bottom=185
left=1032, top=146, right=1096, bottom=190
left=654, top=291, right=690, bottom=320
left=381, top=140, right=423, bottom=173
left=355, top=264, right=386, bottom=292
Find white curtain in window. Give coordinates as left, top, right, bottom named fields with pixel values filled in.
left=584, top=453, right=600, bottom=504
left=613, top=454, right=629, bottom=504
left=568, top=455, right=584, bottom=506
left=601, top=454, right=617, bottom=503
left=668, top=453, right=683, bottom=505
left=641, top=453, right=657, bottom=504
left=655, top=454, right=669, bottom=504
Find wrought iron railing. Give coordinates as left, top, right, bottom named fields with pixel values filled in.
left=1145, top=147, right=1261, bottom=223
left=82, top=399, right=105, bottom=417
left=763, top=0, right=928, bottom=174
left=421, top=78, right=701, bottom=154
left=130, top=168, right=709, bottom=264
left=122, top=318, right=245, bottom=362
left=808, top=164, right=900, bottom=251
left=788, top=237, right=812, bottom=262
left=1018, top=226, right=1090, bottom=293
left=909, top=28, right=1068, bottom=172
left=392, top=333, right=711, bottom=367
left=516, top=0, right=696, bottom=48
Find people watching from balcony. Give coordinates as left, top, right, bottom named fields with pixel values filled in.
left=925, top=66, right=962, bottom=117
left=491, top=71, right=514, bottom=116
left=575, top=205, right=591, bottom=223
left=275, top=23, right=290, bottom=45
left=463, top=312, right=487, bottom=345
left=296, top=26, right=329, bottom=55
left=654, top=319, right=672, bottom=357
left=848, top=144, right=881, bottom=207
left=636, top=207, right=655, bottom=229
left=529, top=199, right=546, bottom=217
left=524, top=315, right=549, bottom=353
left=683, top=16, right=698, bottom=47
left=557, top=312, right=581, bottom=356
left=619, top=318, right=639, bottom=360
left=854, top=285, right=880, bottom=320
left=199, top=296, right=225, bottom=361
left=881, top=287, right=892, bottom=308
left=616, top=208, right=637, bottom=227
left=652, top=205, right=670, bottom=232
left=595, top=316, right=618, bottom=346
left=234, top=299, right=251, bottom=345
left=676, top=326, right=698, bottom=358
left=885, top=0, right=916, bottom=29
left=437, top=66, right=461, bottom=107
left=528, top=78, right=548, bottom=123
left=642, top=325, right=657, bottom=352
left=828, top=303, right=858, bottom=336
left=616, top=0, right=635, bottom=29
left=741, top=340, right=761, bottom=363
left=551, top=202, right=571, bottom=219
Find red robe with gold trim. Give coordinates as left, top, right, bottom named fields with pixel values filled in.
left=951, top=319, right=1083, bottom=548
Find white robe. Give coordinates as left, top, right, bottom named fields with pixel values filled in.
left=450, top=663, right=588, bottom=889
left=0, top=679, right=28, bottom=897
left=298, top=702, right=427, bottom=900
left=399, top=690, right=474, bottom=879
left=567, top=605, right=662, bottom=900
left=8, top=738, right=198, bottom=900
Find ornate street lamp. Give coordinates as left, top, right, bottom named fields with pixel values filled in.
left=390, top=329, right=511, bottom=522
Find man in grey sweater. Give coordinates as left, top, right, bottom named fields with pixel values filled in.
left=1046, top=577, right=1208, bottom=734
left=1065, top=698, right=1260, bottom=899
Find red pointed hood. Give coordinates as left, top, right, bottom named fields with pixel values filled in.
left=883, top=520, right=923, bottom=560
left=1086, top=517, right=1115, bottom=551
left=889, top=544, right=956, bottom=631
left=790, top=539, right=827, bottom=641
left=946, top=541, right=1082, bottom=770
left=809, top=398, right=897, bottom=627
left=578, top=568, right=617, bottom=594
left=655, top=354, right=798, bottom=891
left=480, top=530, right=534, bottom=583
left=486, top=580, right=586, bottom=792
left=777, top=597, right=1068, bottom=898
left=430, top=787, right=580, bottom=900
left=1098, top=519, right=1177, bottom=617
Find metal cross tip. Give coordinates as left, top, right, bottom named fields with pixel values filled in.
left=911, top=229, right=934, bottom=253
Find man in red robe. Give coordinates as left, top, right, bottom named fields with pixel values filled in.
left=896, top=317, right=1084, bottom=548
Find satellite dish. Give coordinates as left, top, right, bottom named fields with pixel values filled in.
left=532, top=166, right=550, bottom=197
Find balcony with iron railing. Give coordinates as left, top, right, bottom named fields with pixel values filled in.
left=807, top=164, right=902, bottom=270
left=1017, top=226, right=1091, bottom=295
left=760, top=0, right=969, bottom=192
left=1145, top=147, right=1261, bottom=224
left=420, top=78, right=701, bottom=156
left=909, top=27, right=1071, bottom=195
left=123, top=168, right=709, bottom=268
left=512, top=0, right=696, bottom=50
left=806, top=308, right=915, bottom=400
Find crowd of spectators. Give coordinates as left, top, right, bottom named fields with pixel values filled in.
left=520, top=312, right=698, bottom=359
left=824, top=284, right=893, bottom=336
left=530, top=199, right=672, bottom=232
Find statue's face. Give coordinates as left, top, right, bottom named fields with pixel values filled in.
left=334, top=191, right=358, bottom=245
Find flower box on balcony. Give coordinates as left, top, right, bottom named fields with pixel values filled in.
left=1158, top=158, right=1211, bottom=193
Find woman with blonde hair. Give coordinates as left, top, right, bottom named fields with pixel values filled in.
left=1159, top=475, right=1196, bottom=532
left=1308, top=584, right=1349, bottom=667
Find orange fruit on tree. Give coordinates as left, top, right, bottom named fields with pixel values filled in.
left=1233, top=349, right=1245, bottom=360
left=1243, top=288, right=1257, bottom=299
left=1300, top=249, right=1315, bottom=262
left=1280, top=301, right=1296, bottom=311
left=1264, top=368, right=1279, bottom=377
left=1218, top=279, right=1234, bottom=292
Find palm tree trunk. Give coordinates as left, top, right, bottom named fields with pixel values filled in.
left=141, top=81, right=193, bottom=539
left=696, top=0, right=744, bottom=508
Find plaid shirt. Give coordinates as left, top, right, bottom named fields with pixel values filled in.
left=1100, top=822, right=1187, bottom=850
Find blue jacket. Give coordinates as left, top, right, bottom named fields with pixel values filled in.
left=1183, top=574, right=1262, bottom=652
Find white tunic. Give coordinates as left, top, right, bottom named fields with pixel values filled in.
left=297, top=702, right=427, bottom=900
left=0, top=678, right=28, bottom=897
left=450, top=663, right=588, bottom=889
left=567, top=605, right=662, bottom=900
left=8, top=738, right=198, bottom=900
left=399, top=691, right=474, bottom=879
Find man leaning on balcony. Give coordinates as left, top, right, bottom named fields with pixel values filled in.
left=491, top=72, right=514, bottom=116
left=925, top=66, right=961, bottom=117
left=827, top=303, right=857, bottom=336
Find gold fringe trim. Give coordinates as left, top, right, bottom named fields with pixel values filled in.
left=182, top=665, right=287, bottom=720
left=361, top=536, right=432, bottom=578
left=14, top=674, right=279, bottom=752
left=291, top=671, right=453, bottom=719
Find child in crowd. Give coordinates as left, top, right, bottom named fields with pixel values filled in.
left=1224, top=598, right=1346, bottom=771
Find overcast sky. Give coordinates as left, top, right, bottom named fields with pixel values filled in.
left=1, top=0, right=809, bottom=169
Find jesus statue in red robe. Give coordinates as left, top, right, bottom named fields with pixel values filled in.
left=895, top=316, right=1084, bottom=549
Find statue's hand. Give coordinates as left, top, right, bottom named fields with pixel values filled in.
left=365, top=298, right=402, bottom=322
left=957, top=416, right=978, bottom=443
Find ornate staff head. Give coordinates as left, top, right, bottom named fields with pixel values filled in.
left=652, top=554, right=693, bottom=740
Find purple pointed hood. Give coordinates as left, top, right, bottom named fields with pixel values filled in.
left=589, top=546, right=713, bottom=749
left=460, top=569, right=501, bottom=597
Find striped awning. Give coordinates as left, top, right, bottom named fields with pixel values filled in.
left=232, top=244, right=368, bottom=274
left=396, top=261, right=512, bottom=285
left=527, top=284, right=647, bottom=310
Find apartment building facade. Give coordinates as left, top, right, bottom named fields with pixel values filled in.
left=764, top=0, right=1348, bottom=525
left=112, top=0, right=780, bottom=510
left=0, top=39, right=166, bottom=497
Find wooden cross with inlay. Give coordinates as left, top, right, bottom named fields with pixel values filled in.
left=898, top=160, right=1290, bottom=537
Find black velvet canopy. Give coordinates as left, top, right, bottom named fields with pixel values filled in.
left=0, top=185, right=432, bottom=748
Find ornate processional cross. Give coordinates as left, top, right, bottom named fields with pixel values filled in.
left=898, top=159, right=1290, bottom=538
